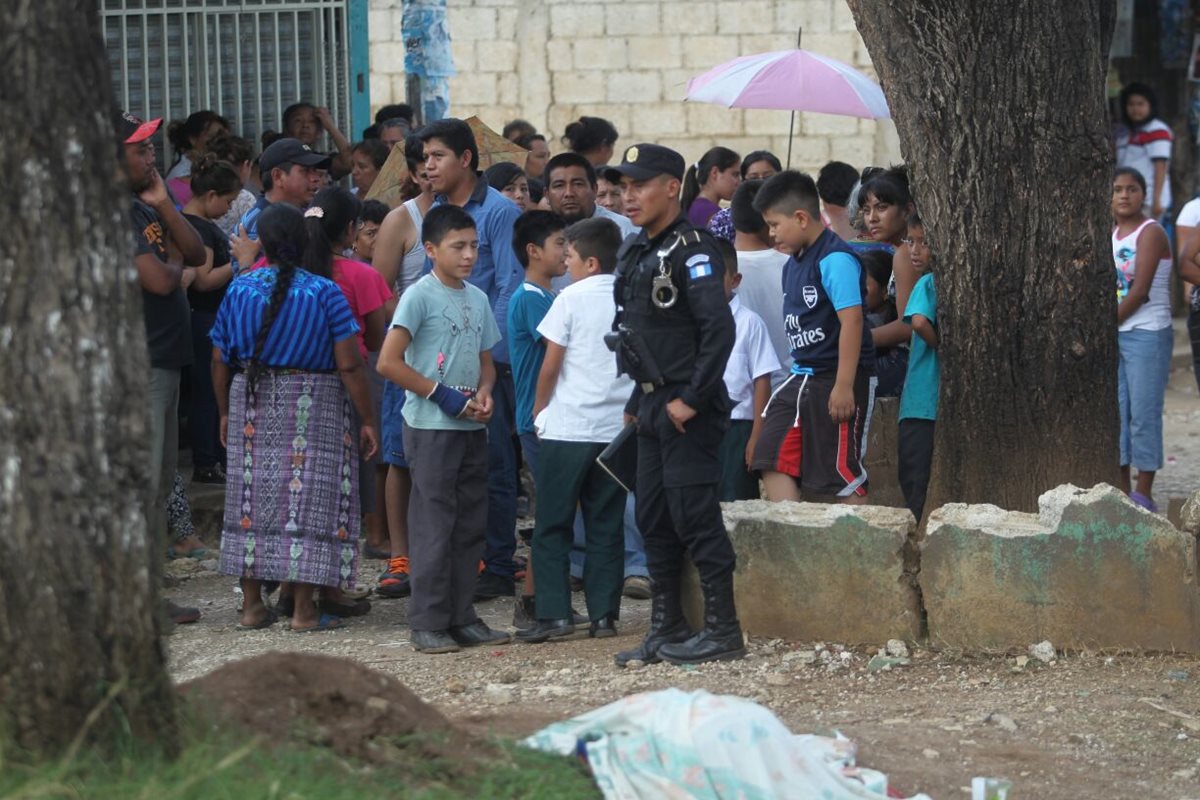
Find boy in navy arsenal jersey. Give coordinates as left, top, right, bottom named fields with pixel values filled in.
left=749, top=171, right=877, bottom=503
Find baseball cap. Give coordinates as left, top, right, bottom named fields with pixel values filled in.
left=259, top=137, right=332, bottom=173
left=119, top=111, right=162, bottom=144
left=608, top=144, right=686, bottom=182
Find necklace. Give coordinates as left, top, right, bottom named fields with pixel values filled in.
left=433, top=273, right=472, bottom=329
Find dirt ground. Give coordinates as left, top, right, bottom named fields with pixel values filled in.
left=167, top=356, right=1200, bottom=799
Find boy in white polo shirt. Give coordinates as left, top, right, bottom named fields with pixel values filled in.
left=517, top=218, right=632, bottom=643
left=715, top=239, right=780, bottom=501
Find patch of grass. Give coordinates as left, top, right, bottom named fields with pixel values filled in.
left=0, top=708, right=599, bottom=800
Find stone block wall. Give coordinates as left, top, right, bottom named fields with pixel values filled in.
left=367, top=0, right=901, bottom=172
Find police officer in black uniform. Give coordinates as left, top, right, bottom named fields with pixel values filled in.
left=607, top=144, right=745, bottom=666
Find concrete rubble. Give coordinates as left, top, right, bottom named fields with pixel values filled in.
left=922, top=484, right=1200, bottom=652
left=684, top=499, right=920, bottom=644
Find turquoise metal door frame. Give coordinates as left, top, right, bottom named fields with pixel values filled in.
left=348, top=0, right=369, bottom=138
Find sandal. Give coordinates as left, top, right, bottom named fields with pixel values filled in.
left=318, top=597, right=371, bottom=617
left=1130, top=491, right=1159, bottom=513
left=290, top=613, right=344, bottom=633
left=237, top=608, right=279, bottom=630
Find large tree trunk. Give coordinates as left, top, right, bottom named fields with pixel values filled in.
left=0, top=1, right=177, bottom=755
left=848, top=0, right=1121, bottom=512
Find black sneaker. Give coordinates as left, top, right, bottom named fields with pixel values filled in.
left=193, top=464, right=226, bottom=484
left=474, top=571, right=515, bottom=601
left=449, top=620, right=512, bottom=647
left=515, top=618, right=575, bottom=643
left=412, top=629, right=461, bottom=654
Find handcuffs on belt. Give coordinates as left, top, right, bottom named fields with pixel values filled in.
left=651, top=234, right=688, bottom=309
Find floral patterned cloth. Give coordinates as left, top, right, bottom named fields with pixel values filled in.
left=524, top=689, right=931, bottom=800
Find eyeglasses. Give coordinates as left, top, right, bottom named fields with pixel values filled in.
left=901, top=238, right=929, bottom=250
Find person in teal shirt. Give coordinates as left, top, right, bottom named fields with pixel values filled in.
left=507, top=211, right=568, bottom=467
left=897, top=214, right=938, bottom=522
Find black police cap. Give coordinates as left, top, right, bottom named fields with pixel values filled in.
left=608, top=144, right=686, bottom=182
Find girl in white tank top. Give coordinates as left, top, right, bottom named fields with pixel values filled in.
left=1112, top=216, right=1172, bottom=332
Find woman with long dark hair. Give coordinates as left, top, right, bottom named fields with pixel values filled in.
left=562, top=116, right=619, bottom=166
left=210, top=204, right=379, bottom=631
left=681, top=146, right=740, bottom=228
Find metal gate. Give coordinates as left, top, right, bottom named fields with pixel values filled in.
left=100, top=0, right=368, bottom=163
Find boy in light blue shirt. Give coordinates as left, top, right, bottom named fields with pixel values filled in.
left=377, top=205, right=510, bottom=654
left=897, top=213, right=938, bottom=522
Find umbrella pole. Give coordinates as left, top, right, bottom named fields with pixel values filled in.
left=786, top=26, right=801, bottom=168
left=786, top=111, right=795, bottom=168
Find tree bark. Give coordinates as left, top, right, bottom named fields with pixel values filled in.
left=847, top=0, right=1121, bottom=512
left=0, top=1, right=177, bottom=755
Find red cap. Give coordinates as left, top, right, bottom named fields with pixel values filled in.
left=120, top=111, right=162, bottom=144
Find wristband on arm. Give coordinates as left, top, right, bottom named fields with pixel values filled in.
left=426, top=382, right=470, bottom=418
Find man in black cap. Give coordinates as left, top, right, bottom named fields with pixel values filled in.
left=608, top=143, right=745, bottom=666
left=121, top=110, right=207, bottom=626
left=231, top=137, right=330, bottom=268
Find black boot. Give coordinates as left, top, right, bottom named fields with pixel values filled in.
left=614, top=579, right=694, bottom=667
left=657, top=574, right=745, bottom=665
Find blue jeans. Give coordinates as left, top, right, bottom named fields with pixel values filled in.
left=1117, top=326, right=1172, bottom=471
left=484, top=367, right=518, bottom=578
left=571, top=493, right=649, bottom=579
left=188, top=311, right=224, bottom=469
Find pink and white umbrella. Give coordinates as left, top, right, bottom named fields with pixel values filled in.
left=686, top=49, right=890, bottom=119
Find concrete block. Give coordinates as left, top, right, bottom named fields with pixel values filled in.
left=449, top=72, right=498, bottom=107
left=606, top=70, right=662, bottom=104
left=450, top=38, right=476, bottom=73
left=573, top=37, right=629, bottom=71
left=771, top=134, right=829, bottom=170
left=496, top=72, right=520, bottom=106
left=833, top=0, right=860, bottom=32
left=923, top=484, right=1200, bottom=653
left=739, top=34, right=793, bottom=54
left=1180, top=489, right=1200, bottom=533
left=803, top=32, right=861, bottom=63
left=546, top=40, right=574, bottom=70
left=664, top=2, right=716, bottom=34
left=447, top=6, right=497, bottom=40
left=717, top=1, right=775, bottom=35
left=370, top=73, right=395, bottom=107
left=370, top=41, right=406, bottom=73
left=743, top=108, right=798, bottom=137
left=781, top=0, right=835, bottom=34
left=862, top=396, right=906, bottom=510
left=830, top=135, right=877, bottom=171
left=686, top=103, right=743, bottom=136
left=553, top=71, right=608, bottom=104
left=477, top=40, right=518, bottom=73
left=630, top=104, right=687, bottom=138
left=549, top=5, right=606, bottom=37
left=626, top=36, right=683, bottom=70
left=606, top=3, right=661, bottom=36
left=496, top=8, right=518, bottom=40
left=660, top=69, right=697, bottom=101
left=801, top=112, right=860, bottom=137
left=368, top=10, right=395, bottom=42
left=683, top=500, right=921, bottom=643
left=682, top=35, right=740, bottom=69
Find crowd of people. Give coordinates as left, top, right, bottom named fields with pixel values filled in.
left=121, top=80, right=1175, bottom=657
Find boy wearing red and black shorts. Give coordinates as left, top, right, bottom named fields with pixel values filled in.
left=750, top=171, right=876, bottom=503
